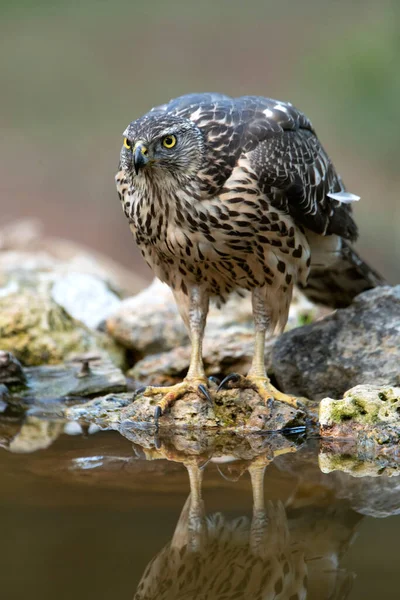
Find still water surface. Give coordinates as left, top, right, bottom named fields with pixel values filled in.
left=0, top=422, right=399, bottom=600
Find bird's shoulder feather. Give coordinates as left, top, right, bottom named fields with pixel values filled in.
left=152, top=93, right=358, bottom=241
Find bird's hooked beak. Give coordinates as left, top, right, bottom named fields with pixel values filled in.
left=133, top=142, right=149, bottom=175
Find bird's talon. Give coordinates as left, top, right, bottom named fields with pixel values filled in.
left=198, top=384, right=213, bottom=405
left=217, top=373, right=241, bottom=391
left=208, top=376, right=220, bottom=387
left=133, top=386, right=146, bottom=400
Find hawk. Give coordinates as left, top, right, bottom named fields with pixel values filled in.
left=116, top=93, right=383, bottom=425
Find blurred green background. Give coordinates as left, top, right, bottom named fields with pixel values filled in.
left=1, top=0, right=399, bottom=282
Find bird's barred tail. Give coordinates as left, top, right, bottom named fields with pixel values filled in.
left=300, top=240, right=386, bottom=309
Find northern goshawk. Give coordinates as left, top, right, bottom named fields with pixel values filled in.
left=116, top=93, right=383, bottom=425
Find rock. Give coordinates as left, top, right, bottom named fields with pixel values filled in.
left=273, top=286, right=400, bottom=399
left=106, top=279, right=189, bottom=355
left=0, top=218, right=147, bottom=297
left=0, top=270, right=125, bottom=367
left=129, top=332, right=268, bottom=386
left=0, top=351, right=26, bottom=387
left=65, top=388, right=306, bottom=433
left=319, top=385, right=400, bottom=444
left=107, top=278, right=326, bottom=357
left=0, top=385, right=8, bottom=412
left=21, top=355, right=127, bottom=401
left=51, top=272, right=121, bottom=329
left=65, top=393, right=133, bottom=425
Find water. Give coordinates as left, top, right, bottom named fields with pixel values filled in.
left=0, top=420, right=399, bottom=600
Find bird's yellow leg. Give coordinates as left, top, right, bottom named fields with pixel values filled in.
left=218, top=287, right=298, bottom=408
left=247, top=329, right=298, bottom=408
left=136, top=286, right=212, bottom=427
left=141, top=329, right=210, bottom=415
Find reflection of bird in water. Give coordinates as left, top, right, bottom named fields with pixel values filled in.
left=133, top=460, right=357, bottom=600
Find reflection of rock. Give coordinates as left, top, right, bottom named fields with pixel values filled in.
left=319, top=446, right=400, bottom=518
left=107, top=278, right=325, bottom=374
left=6, top=416, right=64, bottom=453
left=276, top=440, right=400, bottom=519
left=319, top=385, right=400, bottom=443
left=0, top=270, right=125, bottom=367
left=124, top=428, right=302, bottom=463
left=318, top=440, right=400, bottom=518
left=66, top=388, right=306, bottom=433
left=273, top=286, right=400, bottom=399
left=319, top=445, right=400, bottom=478
left=333, top=474, right=400, bottom=518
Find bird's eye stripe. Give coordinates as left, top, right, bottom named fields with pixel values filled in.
left=162, top=135, right=177, bottom=149
left=123, top=137, right=132, bottom=150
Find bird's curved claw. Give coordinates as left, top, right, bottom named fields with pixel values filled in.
left=133, top=386, right=147, bottom=400
left=198, top=384, right=213, bottom=405
left=208, top=376, right=220, bottom=387
left=217, top=373, right=242, bottom=392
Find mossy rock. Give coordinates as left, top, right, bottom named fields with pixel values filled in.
left=320, top=385, right=400, bottom=443
left=0, top=272, right=125, bottom=368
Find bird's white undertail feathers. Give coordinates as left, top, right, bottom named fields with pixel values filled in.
left=327, top=191, right=360, bottom=203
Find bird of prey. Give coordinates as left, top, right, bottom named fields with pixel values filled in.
left=116, top=93, right=383, bottom=425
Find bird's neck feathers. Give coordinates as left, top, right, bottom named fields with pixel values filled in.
left=132, top=169, right=201, bottom=215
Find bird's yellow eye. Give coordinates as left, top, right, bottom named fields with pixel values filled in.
left=162, top=135, right=177, bottom=149
left=123, top=137, right=132, bottom=150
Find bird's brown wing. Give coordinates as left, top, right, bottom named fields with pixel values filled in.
left=245, top=126, right=358, bottom=241
left=155, top=93, right=358, bottom=242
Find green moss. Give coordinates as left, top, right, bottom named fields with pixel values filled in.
left=328, top=397, right=380, bottom=425
left=297, top=312, right=314, bottom=326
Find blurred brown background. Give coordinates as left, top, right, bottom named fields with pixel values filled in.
left=0, top=0, right=399, bottom=283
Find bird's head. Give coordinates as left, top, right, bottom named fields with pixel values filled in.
left=120, top=114, right=205, bottom=186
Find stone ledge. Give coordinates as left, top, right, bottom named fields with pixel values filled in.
left=66, top=388, right=309, bottom=433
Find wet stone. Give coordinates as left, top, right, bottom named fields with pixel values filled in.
left=65, top=388, right=307, bottom=433
left=4, top=356, right=127, bottom=416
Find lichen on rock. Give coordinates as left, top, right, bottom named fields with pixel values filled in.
left=320, top=385, right=400, bottom=443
